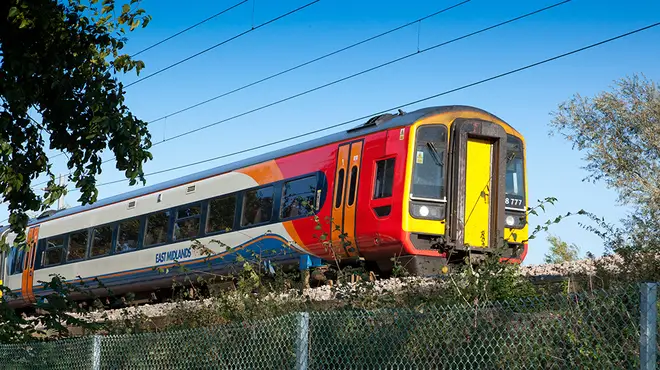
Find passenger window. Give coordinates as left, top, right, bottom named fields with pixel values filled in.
left=347, top=166, right=358, bottom=206
left=117, top=218, right=140, bottom=253
left=173, top=204, right=201, bottom=241
left=374, top=158, right=395, bottom=199
left=67, top=231, right=88, bottom=261
left=241, top=187, right=274, bottom=227
left=206, top=195, right=236, bottom=234
left=334, top=169, right=345, bottom=209
left=145, top=211, right=170, bottom=247
left=90, top=226, right=113, bottom=257
left=281, top=176, right=317, bottom=219
left=11, top=244, right=26, bottom=274
left=43, top=236, right=65, bottom=267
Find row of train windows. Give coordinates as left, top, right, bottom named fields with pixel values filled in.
left=22, top=175, right=319, bottom=271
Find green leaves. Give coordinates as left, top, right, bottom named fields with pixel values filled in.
left=0, top=0, right=152, bottom=245
left=544, top=234, right=580, bottom=264
left=550, top=74, right=660, bottom=255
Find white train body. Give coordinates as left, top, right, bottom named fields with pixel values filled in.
left=1, top=163, right=323, bottom=308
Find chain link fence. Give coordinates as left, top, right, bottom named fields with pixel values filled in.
left=0, top=283, right=657, bottom=369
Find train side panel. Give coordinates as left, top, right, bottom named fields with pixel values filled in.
left=353, top=127, right=411, bottom=263
left=7, top=170, right=315, bottom=307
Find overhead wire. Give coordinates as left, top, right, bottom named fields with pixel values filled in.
left=130, top=0, right=249, bottom=58
left=61, top=21, right=660, bottom=194
left=124, top=0, right=321, bottom=88
left=4, top=0, right=314, bottom=215
left=146, top=0, right=472, bottom=125
left=29, top=1, right=250, bottom=175
left=28, top=0, right=567, bottom=192
left=147, top=0, right=570, bottom=146
left=70, top=0, right=571, bottom=183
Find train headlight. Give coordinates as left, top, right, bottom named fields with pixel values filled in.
left=410, top=202, right=444, bottom=220
left=505, top=213, right=526, bottom=229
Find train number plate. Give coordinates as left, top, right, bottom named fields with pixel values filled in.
left=505, top=195, right=525, bottom=210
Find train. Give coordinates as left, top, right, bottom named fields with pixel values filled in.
left=0, top=105, right=528, bottom=308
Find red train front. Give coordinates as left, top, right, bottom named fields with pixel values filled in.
left=278, top=105, right=528, bottom=275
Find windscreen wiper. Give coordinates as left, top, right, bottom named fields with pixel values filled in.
left=427, top=142, right=443, bottom=167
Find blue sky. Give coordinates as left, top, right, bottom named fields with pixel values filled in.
left=3, top=0, right=659, bottom=265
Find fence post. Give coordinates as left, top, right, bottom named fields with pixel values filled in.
left=296, top=312, right=310, bottom=370
left=91, top=335, right=101, bottom=370
left=640, top=283, right=657, bottom=370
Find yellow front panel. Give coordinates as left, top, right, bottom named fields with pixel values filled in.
left=464, top=138, right=492, bottom=247
left=402, top=111, right=528, bottom=250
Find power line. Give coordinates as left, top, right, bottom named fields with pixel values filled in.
left=147, top=0, right=472, bottom=124
left=28, top=0, right=569, bottom=191
left=29, top=1, right=251, bottom=182
left=35, top=0, right=469, bottom=188
left=65, top=21, right=659, bottom=194
left=31, top=178, right=52, bottom=189
left=145, top=0, right=571, bottom=145
left=130, top=1, right=249, bottom=58
left=124, top=0, right=320, bottom=88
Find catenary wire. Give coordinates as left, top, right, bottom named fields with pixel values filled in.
left=64, top=21, right=659, bottom=193
left=29, top=0, right=568, bottom=191
left=29, top=0, right=320, bottom=189
left=146, top=0, right=472, bottom=125
left=130, top=0, right=249, bottom=57
left=144, top=0, right=572, bottom=146
left=124, top=0, right=320, bottom=88
left=103, top=0, right=573, bottom=171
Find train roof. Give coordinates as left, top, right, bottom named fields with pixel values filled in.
left=26, top=105, right=511, bottom=227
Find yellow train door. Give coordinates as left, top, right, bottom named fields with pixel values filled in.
left=447, top=119, right=507, bottom=251
left=463, top=138, right=493, bottom=247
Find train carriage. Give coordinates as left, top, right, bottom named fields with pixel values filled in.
left=0, top=105, right=528, bottom=308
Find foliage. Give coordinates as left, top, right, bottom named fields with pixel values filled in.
left=0, top=275, right=108, bottom=343
left=523, top=196, right=586, bottom=242
left=544, top=234, right=580, bottom=264
left=550, top=74, right=660, bottom=253
left=0, top=0, right=152, bottom=243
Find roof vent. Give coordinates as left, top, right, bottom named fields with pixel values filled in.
left=347, top=109, right=404, bottom=133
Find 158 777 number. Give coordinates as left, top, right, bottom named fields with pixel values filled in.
left=505, top=197, right=524, bottom=207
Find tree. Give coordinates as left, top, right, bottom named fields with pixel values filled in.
left=543, top=234, right=579, bottom=264
left=0, top=0, right=153, bottom=244
left=550, top=74, right=660, bottom=252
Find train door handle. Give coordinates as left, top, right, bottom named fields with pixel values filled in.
left=315, top=190, right=322, bottom=211
left=481, top=185, right=490, bottom=203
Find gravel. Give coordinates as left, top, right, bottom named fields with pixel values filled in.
left=519, top=254, right=623, bottom=277
left=41, top=255, right=638, bottom=324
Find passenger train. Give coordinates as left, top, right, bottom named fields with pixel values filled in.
left=0, top=106, right=528, bottom=308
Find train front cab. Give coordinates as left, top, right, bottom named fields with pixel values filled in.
left=400, top=110, right=528, bottom=275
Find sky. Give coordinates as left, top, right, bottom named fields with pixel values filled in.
left=2, top=0, right=659, bottom=265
